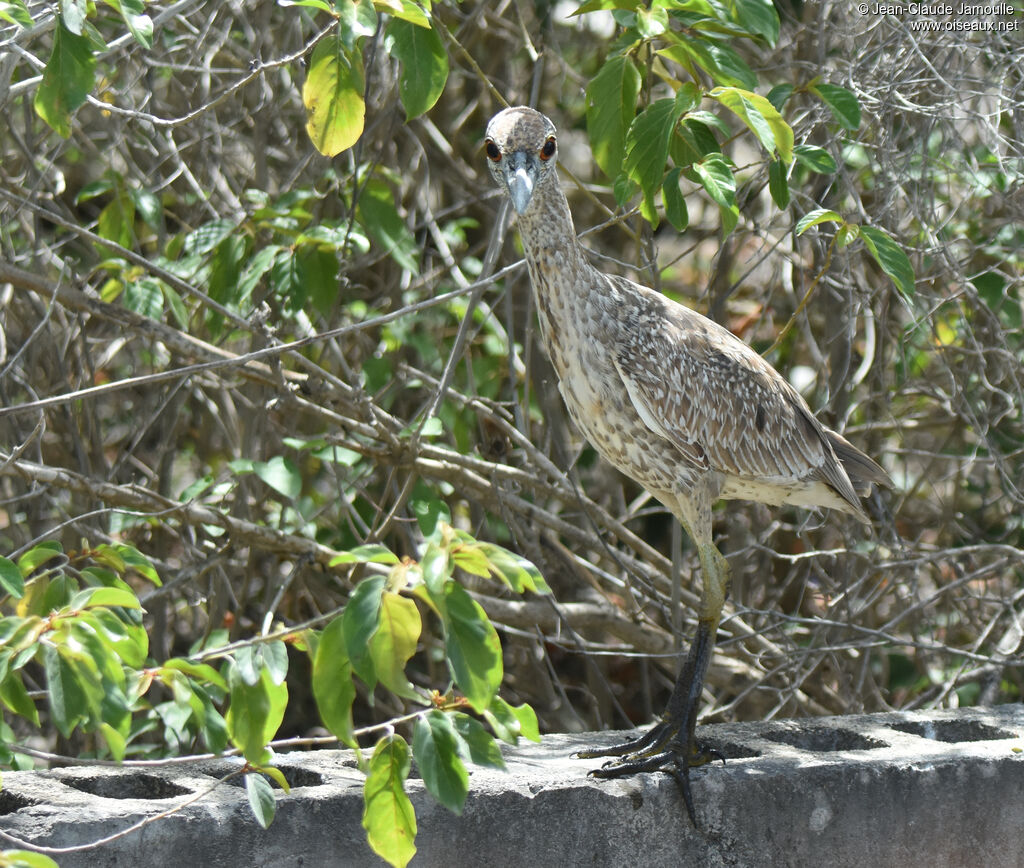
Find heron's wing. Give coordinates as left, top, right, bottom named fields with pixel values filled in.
left=609, top=277, right=862, bottom=507
left=610, top=353, right=711, bottom=472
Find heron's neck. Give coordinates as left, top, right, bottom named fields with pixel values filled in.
left=513, top=177, right=592, bottom=292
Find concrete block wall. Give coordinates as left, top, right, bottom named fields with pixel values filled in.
left=2, top=706, right=1023, bottom=867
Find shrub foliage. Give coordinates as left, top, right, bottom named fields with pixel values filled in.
left=1, top=0, right=1022, bottom=864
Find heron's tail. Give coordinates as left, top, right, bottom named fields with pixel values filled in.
left=827, top=430, right=892, bottom=496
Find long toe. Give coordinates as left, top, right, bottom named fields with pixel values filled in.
left=575, top=718, right=677, bottom=760
left=588, top=748, right=677, bottom=779
left=669, top=752, right=698, bottom=825
left=584, top=732, right=721, bottom=827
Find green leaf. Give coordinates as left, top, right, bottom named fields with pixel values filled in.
left=412, top=710, right=469, bottom=814
left=836, top=223, right=860, bottom=248
left=198, top=691, right=230, bottom=753
left=663, top=167, right=689, bottom=232
left=207, top=233, right=247, bottom=307
left=278, top=0, right=335, bottom=10
left=184, top=218, right=235, bottom=256
left=471, top=542, right=551, bottom=595
left=245, top=772, right=277, bottom=829
left=123, top=278, right=163, bottom=319
left=75, top=178, right=114, bottom=203
left=386, top=18, right=448, bottom=120
left=408, top=479, right=450, bottom=535
left=330, top=544, right=400, bottom=566
left=337, top=0, right=377, bottom=48
left=107, top=0, right=153, bottom=48
left=768, top=158, right=789, bottom=208
left=0, top=0, right=34, bottom=28
left=356, top=178, right=419, bottom=273
left=16, top=542, right=63, bottom=577
left=0, top=556, right=25, bottom=598
left=225, top=663, right=288, bottom=764
left=376, top=0, right=430, bottom=27
left=575, top=0, right=643, bottom=11
left=795, top=207, right=843, bottom=235
left=313, top=616, right=357, bottom=747
left=448, top=542, right=491, bottom=579
left=451, top=712, right=506, bottom=769
left=612, top=172, right=638, bottom=208
left=42, top=643, right=91, bottom=737
left=710, top=86, right=794, bottom=163
left=730, top=0, right=779, bottom=45
left=235, top=645, right=263, bottom=686
left=766, top=83, right=794, bottom=113
left=671, top=116, right=721, bottom=167
left=303, top=33, right=365, bottom=156
left=72, top=586, right=141, bottom=610
left=34, top=23, right=96, bottom=138
left=60, top=0, right=86, bottom=33
left=0, top=615, right=43, bottom=656
left=0, top=852, right=61, bottom=868
left=99, top=720, right=126, bottom=761
left=260, top=764, right=292, bottom=794
left=368, top=592, right=421, bottom=699
left=236, top=244, right=280, bottom=306
left=60, top=621, right=131, bottom=730
left=260, top=640, right=289, bottom=686
left=810, top=83, right=861, bottom=130
left=342, top=575, right=386, bottom=687
left=441, top=583, right=502, bottom=712
left=793, top=143, right=837, bottom=174
left=482, top=696, right=540, bottom=744
left=161, top=658, right=228, bottom=691
left=693, top=154, right=738, bottom=235
left=658, top=37, right=756, bottom=90
left=295, top=243, right=340, bottom=315
left=87, top=608, right=148, bottom=668
left=860, top=225, right=916, bottom=299
left=114, top=543, right=161, bottom=586
left=586, top=54, right=642, bottom=179
left=253, top=456, right=303, bottom=500
left=0, top=672, right=39, bottom=725
left=624, top=95, right=689, bottom=217
left=419, top=541, right=451, bottom=596
left=702, top=42, right=757, bottom=89
left=362, top=735, right=417, bottom=868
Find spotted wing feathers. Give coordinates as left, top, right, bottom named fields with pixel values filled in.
left=608, top=276, right=883, bottom=513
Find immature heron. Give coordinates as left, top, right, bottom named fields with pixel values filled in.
left=484, top=106, right=890, bottom=822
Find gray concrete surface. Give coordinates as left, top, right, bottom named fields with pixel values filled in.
left=1, top=706, right=1023, bottom=867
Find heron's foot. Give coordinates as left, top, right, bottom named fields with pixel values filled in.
left=574, top=717, right=676, bottom=761
left=577, top=724, right=724, bottom=825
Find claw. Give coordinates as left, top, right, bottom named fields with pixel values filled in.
left=582, top=734, right=721, bottom=826
left=575, top=719, right=675, bottom=761
left=579, top=620, right=723, bottom=826
left=668, top=752, right=697, bottom=825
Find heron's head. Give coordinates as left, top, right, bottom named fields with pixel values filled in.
left=484, top=106, right=558, bottom=216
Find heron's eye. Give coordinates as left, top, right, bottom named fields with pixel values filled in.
left=485, top=140, right=501, bottom=162
left=539, top=137, right=556, bottom=161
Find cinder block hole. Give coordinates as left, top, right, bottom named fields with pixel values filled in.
left=698, top=739, right=761, bottom=760
left=889, top=719, right=1016, bottom=743
left=0, top=791, right=35, bottom=815
left=221, top=766, right=327, bottom=789
left=58, top=773, right=193, bottom=800
left=761, top=726, right=887, bottom=753
left=268, top=766, right=325, bottom=789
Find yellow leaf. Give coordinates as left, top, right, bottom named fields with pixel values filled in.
left=303, top=36, right=365, bottom=157
left=368, top=593, right=421, bottom=699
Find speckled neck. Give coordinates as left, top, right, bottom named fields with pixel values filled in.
left=514, top=173, right=590, bottom=276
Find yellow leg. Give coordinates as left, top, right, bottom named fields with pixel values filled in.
left=577, top=487, right=731, bottom=825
